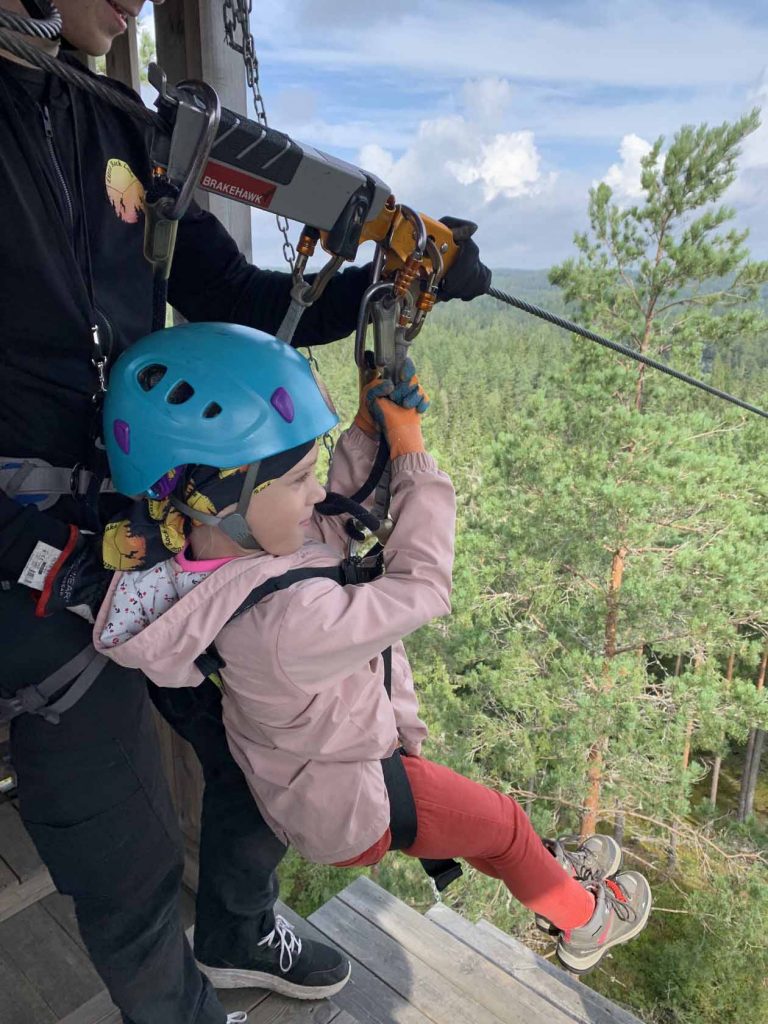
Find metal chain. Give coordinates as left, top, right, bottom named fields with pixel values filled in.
left=222, top=0, right=296, bottom=271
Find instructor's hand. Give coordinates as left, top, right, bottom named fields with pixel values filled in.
left=437, top=216, right=491, bottom=302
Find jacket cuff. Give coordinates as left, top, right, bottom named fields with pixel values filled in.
left=342, top=422, right=381, bottom=457
left=390, top=451, right=439, bottom=476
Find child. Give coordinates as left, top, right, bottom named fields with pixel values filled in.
left=94, top=322, right=652, bottom=981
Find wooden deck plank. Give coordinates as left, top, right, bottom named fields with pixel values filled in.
left=312, top=894, right=506, bottom=1024
left=0, top=948, right=56, bottom=1024
left=0, top=800, right=44, bottom=880
left=0, top=853, right=16, bottom=892
left=246, top=992, right=342, bottom=1023
left=337, top=876, right=571, bottom=1024
left=479, top=921, right=647, bottom=1024
left=0, top=863, right=56, bottom=924
left=296, top=897, right=434, bottom=1024
left=0, top=899, right=103, bottom=1019
left=41, top=891, right=87, bottom=953
left=427, top=905, right=644, bottom=1024
left=56, top=989, right=117, bottom=1024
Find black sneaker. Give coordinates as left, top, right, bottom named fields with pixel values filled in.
left=196, top=915, right=351, bottom=1000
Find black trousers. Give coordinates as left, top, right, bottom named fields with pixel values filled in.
left=1, top=583, right=287, bottom=1024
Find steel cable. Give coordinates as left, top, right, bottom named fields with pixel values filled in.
left=0, top=0, right=60, bottom=39
left=487, top=286, right=768, bottom=420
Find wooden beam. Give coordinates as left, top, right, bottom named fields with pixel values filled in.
left=154, top=0, right=252, bottom=259
left=105, top=17, right=141, bottom=93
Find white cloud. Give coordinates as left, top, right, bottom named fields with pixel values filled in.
left=356, top=89, right=550, bottom=206
left=462, top=78, right=514, bottom=124
left=449, top=131, right=545, bottom=202
left=602, top=133, right=653, bottom=200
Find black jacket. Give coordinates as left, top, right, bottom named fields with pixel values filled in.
left=0, top=54, right=368, bottom=577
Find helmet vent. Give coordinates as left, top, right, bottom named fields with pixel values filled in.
left=202, top=402, right=222, bottom=419
left=167, top=381, right=195, bottom=405
left=137, top=364, right=167, bottom=391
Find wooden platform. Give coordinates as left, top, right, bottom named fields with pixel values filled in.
left=0, top=800, right=646, bottom=1024
left=0, top=800, right=55, bottom=925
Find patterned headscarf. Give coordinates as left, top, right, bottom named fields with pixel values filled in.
left=103, top=441, right=315, bottom=571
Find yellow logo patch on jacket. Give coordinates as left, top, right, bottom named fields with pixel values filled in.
left=105, top=159, right=145, bottom=224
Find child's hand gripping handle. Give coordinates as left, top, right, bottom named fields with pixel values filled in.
left=366, top=359, right=430, bottom=461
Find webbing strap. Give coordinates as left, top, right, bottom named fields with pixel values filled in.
left=380, top=644, right=462, bottom=890
left=0, top=645, right=109, bottom=725
left=0, top=458, right=116, bottom=506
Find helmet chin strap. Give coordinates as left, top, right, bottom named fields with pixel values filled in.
left=170, top=462, right=263, bottom=551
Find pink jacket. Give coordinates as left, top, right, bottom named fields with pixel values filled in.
left=93, top=426, right=456, bottom=863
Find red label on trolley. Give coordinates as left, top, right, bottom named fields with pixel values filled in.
left=199, top=160, right=277, bottom=209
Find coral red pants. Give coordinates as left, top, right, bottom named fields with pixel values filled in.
left=334, top=755, right=594, bottom=931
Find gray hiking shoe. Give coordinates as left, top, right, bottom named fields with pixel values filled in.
left=535, top=834, right=623, bottom=934
left=556, top=870, right=652, bottom=974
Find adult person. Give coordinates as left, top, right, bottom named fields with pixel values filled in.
left=0, top=2, right=491, bottom=1022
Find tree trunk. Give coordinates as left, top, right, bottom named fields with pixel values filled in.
left=613, top=809, right=626, bottom=847
left=738, top=643, right=768, bottom=822
left=738, top=730, right=758, bottom=822
left=581, top=546, right=627, bottom=836
left=667, top=652, right=687, bottom=871
left=710, top=651, right=735, bottom=807
left=709, top=758, right=722, bottom=807
left=743, top=729, right=766, bottom=821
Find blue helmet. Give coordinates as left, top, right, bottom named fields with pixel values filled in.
left=104, top=322, right=339, bottom=497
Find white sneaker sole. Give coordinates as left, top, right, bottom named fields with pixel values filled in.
left=196, top=959, right=352, bottom=1000
left=556, top=887, right=653, bottom=974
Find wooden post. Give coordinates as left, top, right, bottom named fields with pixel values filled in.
left=105, top=16, right=141, bottom=92
left=154, top=0, right=253, bottom=258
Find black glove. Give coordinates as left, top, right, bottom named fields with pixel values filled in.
left=34, top=526, right=112, bottom=623
left=437, top=216, right=492, bottom=302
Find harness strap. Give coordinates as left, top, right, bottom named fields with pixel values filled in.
left=0, top=645, right=109, bottom=725
left=0, top=457, right=116, bottom=508
left=379, top=644, right=462, bottom=891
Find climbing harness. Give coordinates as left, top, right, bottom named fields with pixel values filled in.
left=194, top=545, right=463, bottom=894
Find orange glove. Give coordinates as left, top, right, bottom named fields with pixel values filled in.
left=353, top=373, right=385, bottom=437
left=367, top=360, right=429, bottom=460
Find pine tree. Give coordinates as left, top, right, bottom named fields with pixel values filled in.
left=544, top=112, right=768, bottom=832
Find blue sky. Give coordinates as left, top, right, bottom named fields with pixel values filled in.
left=143, top=1, right=768, bottom=270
